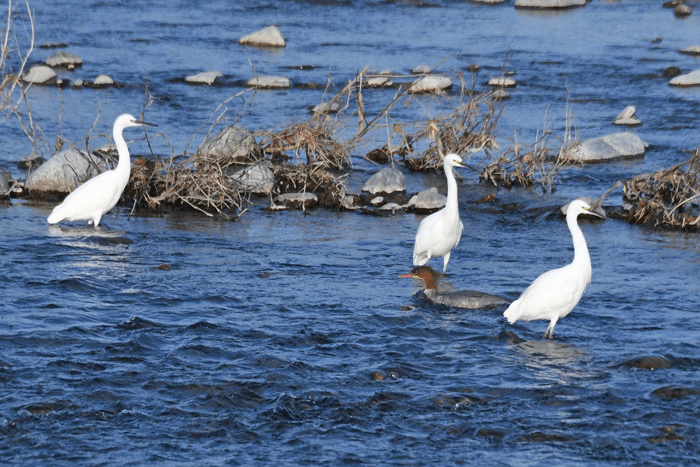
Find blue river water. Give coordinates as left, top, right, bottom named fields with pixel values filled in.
left=1, top=0, right=699, bottom=465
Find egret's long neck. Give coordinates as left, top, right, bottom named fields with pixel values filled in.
left=114, top=125, right=131, bottom=179
left=444, top=164, right=459, bottom=215
left=567, top=212, right=591, bottom=278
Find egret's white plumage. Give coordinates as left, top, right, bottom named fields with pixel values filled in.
left=412, top=153, right=467, bottom=274
left=503, top=198, right=606, bottom=339
left=47, top=114, right=155, bottom=227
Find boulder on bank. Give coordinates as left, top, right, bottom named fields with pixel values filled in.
left=186, top=71, right=222, bottom=85
left=362, top=167, right=406, bottom=195
left=247, top=76, right=290, bottom=89
left=409, top=76, right=452, bottom=93
left=567, top=133, right=646, bottom=162
left=25, top=148, right=110, bottom=195
left=197, top=125, right=258, bottom=163
left=669, top=69, right=700, bottom=87
left=45, top=51, right=82, bottom=68
left=232, top=163, right=274, bottom=194
left=515, top=0, right=585, bottom=7
left=239, top=26, right=286, bottom=47
left=22, top=65, right=56, bottom=84
left=407, top=187, right=447, bottom=213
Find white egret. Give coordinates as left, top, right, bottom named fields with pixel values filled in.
left=400, top=265, right=510, bottom=309
left=412, top=153, right=467, bottom=274
left=47, top=114, right=156, bottom=227
left=503, top=198, right=606, bottom=338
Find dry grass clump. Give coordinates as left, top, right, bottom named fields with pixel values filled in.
left=258, top=120, right=348, bottom=170
left=273, top=164, right=348, bottom=209
left=622, top=149, right=700, bottom=229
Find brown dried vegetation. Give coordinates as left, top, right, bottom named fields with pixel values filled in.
left=623, top=149, right=700, bottom=229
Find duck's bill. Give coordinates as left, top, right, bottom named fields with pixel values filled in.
left=398, top=273, right=413, bottom=278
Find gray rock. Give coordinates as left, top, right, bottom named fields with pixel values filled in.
left=488, top=77, right=516, bottom=87
left=239, top=25, right=286, bottom=47
left=411, top=65, right=431, bottom=74
left=45, top=51, right=82, bottom=67
left=669, top=69, right=700, bottom=86
left=93, top=74, right=114, bottom=86
left=22, top=65, right=56, bottom=84
left=0, top=173, right=9, bottom=197
left=232, top=163, right=274, bottom=194
left=409, top=76, right=452, bottom=93
left=198, top=125, right=257, bottom=162
left=407, top=187, right=447, bottom=212
left=674, top=3, right=691, bottom=17
left=380, top=202, right=403, bottom=211
left=247, top=76, right=290, bottom=89
left=680, top=45, right=700, bottom=55
left=515, top=0, right=585, bottom=7
left=18, top=153, right=45, bottom=171
left=369, top=196, right=384, bottom=206
left=362, top=167, right=406, bottom=194
left=275, top=192, right=318, bottom=209
left=312, top=101, right=340, bottom=114
left=567, top=133, right=646, bottom=162
left=367, top=76, right=392, bottom=87
left=25, top=148, right=110, bottom=195
left=185, top=71, right=222, bottom=85
left=614, top=117, right=642, bottom=126
left=615, top=105, right=636, bottom=121
left=72, top=79, right=84, bottom=88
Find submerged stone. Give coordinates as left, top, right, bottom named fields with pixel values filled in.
left=488, top=77, right=516, bottom=87
left=620, top=355, right=672, bottom=370
left=651, top=386, right=700, bottom=399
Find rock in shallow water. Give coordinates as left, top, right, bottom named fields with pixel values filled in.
left=362, top=167, right=406, bottom=194
left=25, top=148, right=110, bottom=195
left=407, top=187, right=446, bottom=213
left=275, top=192, right=318, bottom=209
left=198, top=125, right=257, bottom=163
left=247, top=76, right=290, bottom=89
left=45, top=51, right=82, bottom=67
left=409, top=76, right=452, bottom=93
left=231, top=163, right=274, bottom=194
left=239, top=25, right=286, bottom=47
left=186, top=71, right=222, bottom=85
left=22, top=65, right=56, bottom=84
left=567, top=132, right=646, bottom=162
left=669, top=69, right=700, bottom=87
left=515, top=0, right=585, bottom=7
